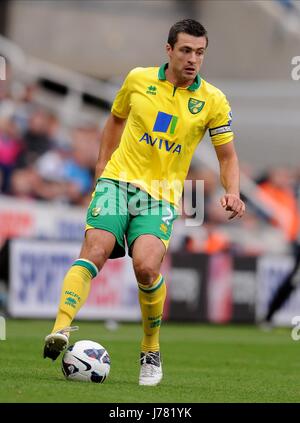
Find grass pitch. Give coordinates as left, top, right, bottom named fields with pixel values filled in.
left=1, top=319, right=300, bottom=403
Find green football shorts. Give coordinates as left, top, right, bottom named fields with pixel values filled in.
left=86, top=178, right=178, bottom=258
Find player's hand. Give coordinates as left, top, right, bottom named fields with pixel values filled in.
left=220, top=194, right=245, bottom=220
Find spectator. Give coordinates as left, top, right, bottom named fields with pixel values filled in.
left=260, top=167, right=300, bottom=327
left=18, top=109, right=53, bottom=168
left=9, top=167, right=40, bottom=199
left=0, top=117, right=23, bottom=193
left=258, top=167, right=299, bottom=243
left=12, top=83, right=39, bottom=135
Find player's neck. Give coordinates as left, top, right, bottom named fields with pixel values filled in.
left=165, top=66, right=193, bottom=89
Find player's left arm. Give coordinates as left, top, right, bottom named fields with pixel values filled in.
left=214, top=141, right=245, bottom=220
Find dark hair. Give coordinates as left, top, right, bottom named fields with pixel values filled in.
left=168, top=19, right=208, bottom=48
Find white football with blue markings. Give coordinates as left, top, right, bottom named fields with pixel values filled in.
left=62, top=340, right=110, bottom=383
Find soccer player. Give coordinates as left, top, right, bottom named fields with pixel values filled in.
left=43, top=19, right=245, bottom=386
left=262, top=244, right=300, bottom=327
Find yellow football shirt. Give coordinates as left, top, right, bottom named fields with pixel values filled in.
left=101, top=63, right=234, bottom=207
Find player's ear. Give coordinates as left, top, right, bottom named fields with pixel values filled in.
left=166, top=43, right=173, bottom=57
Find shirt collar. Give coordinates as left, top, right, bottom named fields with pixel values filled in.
left=158, top=63, right=201, bottom=91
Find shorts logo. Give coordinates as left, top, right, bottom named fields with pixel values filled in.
left=160, top=223, right=168, bottom=234
left=188, top=98, right=205, bottom=114
left=153, top=111, right=178, bottom=135
left=91, top=207, right=101, bottom=217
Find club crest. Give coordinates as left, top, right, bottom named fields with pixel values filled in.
left=188, top=98, right=205, bottom=114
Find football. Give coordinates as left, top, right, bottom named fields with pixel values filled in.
left=61, top=340, right=110, bottom=383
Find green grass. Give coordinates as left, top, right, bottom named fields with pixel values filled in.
left=1, top=319, right=300, bottom=403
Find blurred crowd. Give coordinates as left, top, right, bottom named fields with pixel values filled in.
left=0, top=66, right=100, bottom=207
left=174, top=164, right=300, bottom=257
left=1, top=65, right=300, bottom=258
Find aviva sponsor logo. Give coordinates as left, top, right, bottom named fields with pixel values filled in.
left=139, top=133, right=181, bottom=154
left=139, top=111, right=181, bottom=154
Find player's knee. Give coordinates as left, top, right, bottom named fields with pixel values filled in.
left=134, top=261, right=159, bottom=286
left=82, top=244, right=110, bottom=270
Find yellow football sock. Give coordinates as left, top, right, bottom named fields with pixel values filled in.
left=138, top=274, right=166, bottom=352
left=52, top=259, right=98, bottom=333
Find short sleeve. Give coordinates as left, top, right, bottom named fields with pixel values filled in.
left=208, top=94, right=234, bottom=146
left=111, top=71, right=133, bottom=119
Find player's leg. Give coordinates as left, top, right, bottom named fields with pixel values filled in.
left=264, top=248, right=300, bottom=323
left=131, top=234, right=167, bottom=386
left=44, top=178, right=129, bottom=360
left=127, top=190, right=177, bottom=385
left=51, top=228, right=115, bottom=333
left=44, top=229, right=116, bottom=360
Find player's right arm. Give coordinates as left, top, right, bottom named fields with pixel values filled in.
left=95, top=68, right=137, bottom=181
left=94, top=113, right=126, bottom=181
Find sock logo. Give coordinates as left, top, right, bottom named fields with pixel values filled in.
left=148, top=315, right=162, bottom=328
left=65, top=297, right=77, bottom=308
left=65, top=291, right=81, bottom=301
left=149, top=319, right=161, bottom=328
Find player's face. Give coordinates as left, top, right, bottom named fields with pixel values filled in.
left=166, top=33, right=207, bottom=85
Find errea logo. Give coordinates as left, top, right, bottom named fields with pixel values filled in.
left=146, top=85, right=157, bottom=95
